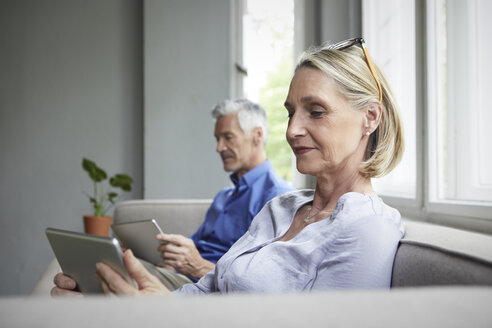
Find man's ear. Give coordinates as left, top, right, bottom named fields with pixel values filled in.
left=252, top=127, right=263, bottom=146
left=363, top=102, right=382, bottom=135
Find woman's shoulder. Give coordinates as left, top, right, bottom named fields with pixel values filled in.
left=334, top=192, right=404, bottom=236
left=273, top=188, right=314, bottom=202
left=247, top=189, right=314, bottom=234
left=263, top=189, right=313, bottom=210
left=334, top=192, right=394, bottom=215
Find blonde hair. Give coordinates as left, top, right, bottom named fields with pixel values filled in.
left=296, top=43, right=404, bottom=178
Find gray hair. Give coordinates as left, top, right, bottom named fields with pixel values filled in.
left=211, top=98, right=268, bottom=145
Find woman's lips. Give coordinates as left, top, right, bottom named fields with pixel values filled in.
left=293, top=146, right=315, bottom=155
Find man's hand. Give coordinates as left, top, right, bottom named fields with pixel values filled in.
left=51, top=273, right=83, bottom=297
left=96, top=249, right=171, bottom=296
left=157, top=234, right=215, bottom=279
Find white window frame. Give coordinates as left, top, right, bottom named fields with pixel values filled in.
left=363, top=0, right=492, bottom=233
left=362, top=0, right=422, bottom=214
left=425, top=0, right=492, bottom=225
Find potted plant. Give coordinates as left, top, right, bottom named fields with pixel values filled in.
left=82, top=158, right=134, bottom=236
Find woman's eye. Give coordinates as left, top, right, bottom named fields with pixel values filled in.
left=310, top=110, right=324, bottom=117
left=287, top=112, right=294, bottom=119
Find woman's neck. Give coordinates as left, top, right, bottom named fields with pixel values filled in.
left=311, top=170, right=373, bottom=212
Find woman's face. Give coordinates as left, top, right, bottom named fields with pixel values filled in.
left=284, top=67, right=368, bottom=178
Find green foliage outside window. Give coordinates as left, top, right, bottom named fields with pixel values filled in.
left=259, top=55, right=294, bottom=181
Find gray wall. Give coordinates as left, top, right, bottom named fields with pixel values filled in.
left=0, top=0, right=232, bottom=296
left=0, top=0, right=360, bottom=296
left=144, top=0, right=231, bottom=198
left=0, top=0, right=143, bottom=295
left=320, top=0, right=361, bottom=42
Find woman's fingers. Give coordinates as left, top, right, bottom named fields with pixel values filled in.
left=95, top=262, right=137, bottom=295
left=123, top=249, right=171, bottom=295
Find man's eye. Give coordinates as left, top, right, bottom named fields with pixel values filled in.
left=287, top=112, right=294, bottom=119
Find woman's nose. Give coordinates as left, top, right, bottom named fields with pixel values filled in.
left=286, top=113, right=307, bottom=140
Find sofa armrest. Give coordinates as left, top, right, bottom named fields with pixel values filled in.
left=14, top=288, right=492, bottom=326
left=30, top=258, right=61, bottom=296
left=113, top=199, right=212, bottom=237
left=392, top=220, right=492, bottom=287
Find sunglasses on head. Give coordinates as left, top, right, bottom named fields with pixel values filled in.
left=330, top=38, right=382, bottom=103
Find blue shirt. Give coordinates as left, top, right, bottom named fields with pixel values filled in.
left=190, top=160, right=294, bottom=265
left=177, top=190, right=404, bottom=294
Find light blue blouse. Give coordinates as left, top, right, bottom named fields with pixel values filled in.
left=175, top=190, right=405, bottom=295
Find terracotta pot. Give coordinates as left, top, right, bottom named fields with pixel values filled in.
left=83, top=215, right=113, bottom=237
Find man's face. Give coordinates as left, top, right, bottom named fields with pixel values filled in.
left=214, top=112, right=256, bottom=176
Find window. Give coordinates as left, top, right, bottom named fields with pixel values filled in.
left=363, top=0, right=492, bottom=231
left=362, top=0, right=417, bottom=200
left=428, top=0, right=492, bottom=204
left=231, top=0, right=295, bottom=181
left=426, top=0, right=492, bottom=221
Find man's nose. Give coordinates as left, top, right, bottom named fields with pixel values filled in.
left=216, top=138, right=226, bottom=152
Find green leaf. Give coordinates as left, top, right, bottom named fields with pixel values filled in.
left=82, top=158, right=96, bottom=180
left=121, top=184, right=131, bottom=191
left=82, top=158, right=94, bottom=172
left=93, top=166, right=107, bottom=182
left=108, top=192, right=118, bottom=204
left=110, top=174, right=133, bottom=191
left=82, top=158, right=134, bottom=216
left=82, top=158, right=107, bottom=182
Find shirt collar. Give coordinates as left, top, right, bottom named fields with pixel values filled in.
left=230, top=160, right=272, bottom=187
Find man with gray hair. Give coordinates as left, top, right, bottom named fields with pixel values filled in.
left=52, top=98, right=294, bottom=295
left=152, top=99, right=293, bottom=288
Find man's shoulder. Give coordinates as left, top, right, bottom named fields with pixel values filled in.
left=256, top=170, right=295, bottom=193
left=254, top=163, right=293, bottom=188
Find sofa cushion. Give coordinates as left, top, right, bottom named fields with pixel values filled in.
left=392, top=220, right=492, bottom=287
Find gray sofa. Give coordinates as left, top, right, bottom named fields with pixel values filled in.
left=4, top=199, right=492, bottom=327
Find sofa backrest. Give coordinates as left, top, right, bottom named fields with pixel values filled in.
left=113, top=199, right=209, bottom=236
left=114, top=199, right=492, bottom=288
left=392, top=220, right=492, bottom=287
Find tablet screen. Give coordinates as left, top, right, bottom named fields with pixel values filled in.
left=46, top=228, right=135, bottom=294
left=112, top=219, right=164, bottom=265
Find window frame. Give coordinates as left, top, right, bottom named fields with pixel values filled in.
left=363, top=0, right=492, bottom=234
left=425, top=0, right=492, bottom=226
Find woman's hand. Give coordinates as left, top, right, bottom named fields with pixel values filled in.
left=96, top=249, right=171, bottom=296
left=51, top=273, right=83, bottom=297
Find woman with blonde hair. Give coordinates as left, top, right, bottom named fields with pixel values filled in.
left=53, top=38, right=405, bottom=295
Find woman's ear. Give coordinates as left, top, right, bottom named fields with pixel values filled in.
left=363, top=102, right=382, bottom=135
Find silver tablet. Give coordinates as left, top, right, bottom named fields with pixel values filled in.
left=111, top=219, right=164, bottom=265
left=45, top=227, right=136, bottom=294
